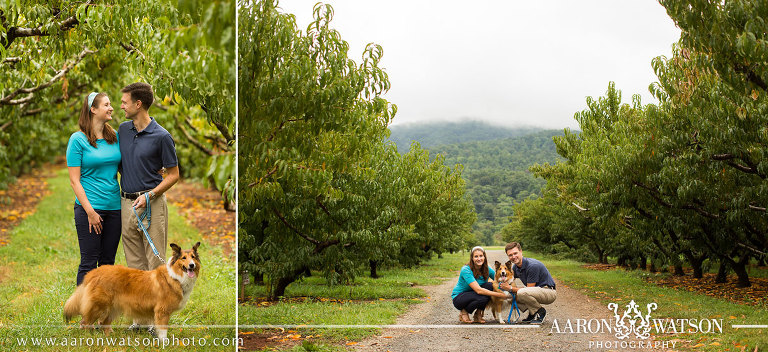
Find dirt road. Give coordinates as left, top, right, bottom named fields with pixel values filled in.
left=353, top=250, right=636, bottom=351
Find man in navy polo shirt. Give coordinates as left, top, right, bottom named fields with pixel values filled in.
left=500, top=242, right=557, bottom=324
left=118, top=82, right=179, bottom=271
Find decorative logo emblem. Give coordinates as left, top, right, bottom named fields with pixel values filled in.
left=607, top=300, right=658, bottom=340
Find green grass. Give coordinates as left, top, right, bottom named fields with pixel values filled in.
left=242, top=249, right=768, bottom=351
left=239, top=252, right=468, bottom=350
left=243, top=252, right=467, bottom=301
left=540, top=253, right=768, bottom=352
left=0, top=168, right=237, bottom=351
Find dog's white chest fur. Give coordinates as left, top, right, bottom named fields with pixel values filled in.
left=167, top=263, right=197, bottom=310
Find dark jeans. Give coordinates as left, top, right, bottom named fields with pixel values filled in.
left=453, top=282, right=493, bottom=314
left=74, top=204, right=121, bottom=286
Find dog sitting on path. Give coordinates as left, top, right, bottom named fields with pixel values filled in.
left=490, top=260, right=515, bottom=323
left=64, top=242, right=201, bottom=340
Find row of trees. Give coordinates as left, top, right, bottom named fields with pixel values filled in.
left=505, top=0, right=768, bottom=287
left=238, top=0, right=476, bottom=300
left=1, top=1, right=235, bottom=206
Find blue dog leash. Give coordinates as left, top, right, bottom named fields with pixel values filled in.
left=132, top=192, right=165, bottom=264
left=507, top=292, right=521, bottom=324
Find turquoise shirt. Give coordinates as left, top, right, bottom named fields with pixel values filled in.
left=451, top=265, right=496, bottom=300
left=66, top=132, right=121, bottom=210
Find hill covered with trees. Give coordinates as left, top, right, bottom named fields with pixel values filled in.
left=390, top=122, right=564, bottom=245
left=389, top=121, right=541, bottom=153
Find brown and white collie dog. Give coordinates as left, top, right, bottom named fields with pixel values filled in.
left=64, top=242, right=201, bottom=340
left=490, top=260, right=514, bottom=324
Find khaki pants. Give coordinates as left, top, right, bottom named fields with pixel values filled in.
left=516, top=286, right=557, bottom=315
left=121, top=195, right=168, bottom=270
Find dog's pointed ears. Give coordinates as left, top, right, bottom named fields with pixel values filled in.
left=170, top=243, right=182, bottom=264
left=494, top=260, right=502, bottom=270
left=192, top=241, right=201, bottom=253
left=505, top=260, right=513, bottom=268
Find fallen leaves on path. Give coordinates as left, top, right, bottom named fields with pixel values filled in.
left=644, top=273, right=768, bottom=307
left=0, top=161, right=59, bottom=248
left=165, top=181, right=235, bottom=257
left=239, top=329, right=319, bottom=351
left=583, top=264, right=768, bottom=306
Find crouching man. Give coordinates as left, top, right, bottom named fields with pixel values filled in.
left=500, top=242, right=557, bottom=324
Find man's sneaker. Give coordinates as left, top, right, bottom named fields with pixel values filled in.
left=530, top=307, right=547, bottom=324
left=520, top=312, right=536, bottom=324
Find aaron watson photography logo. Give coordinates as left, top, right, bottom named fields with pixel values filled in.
left=550, top=300, right=723, bottom=350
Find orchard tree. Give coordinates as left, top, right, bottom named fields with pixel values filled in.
left=0, top=1, right=235, bottom=205
left=238, top=0, right=475, bottom=299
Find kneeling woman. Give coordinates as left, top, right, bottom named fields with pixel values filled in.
left=452, top=246, right=510, bottom=323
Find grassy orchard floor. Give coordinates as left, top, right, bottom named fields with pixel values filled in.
left=241, top=247, right=768, bottom=352
left=238, top=252, right=470, bottom=350
left=550, top=257, right=768, bottom=351
left=0, top=168, right=237, bottom=352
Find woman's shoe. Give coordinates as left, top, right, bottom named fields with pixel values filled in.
left=459, top=310, right=472, bottom=323
left=473, top=310, right=487, bottom=324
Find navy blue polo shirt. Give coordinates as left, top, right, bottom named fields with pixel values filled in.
left=513, top=257, right=556, bottom=289
left=118, top=117, right=178, bottom=193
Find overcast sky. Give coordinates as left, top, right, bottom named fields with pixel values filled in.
left=277, top=0, right=681, bottom=130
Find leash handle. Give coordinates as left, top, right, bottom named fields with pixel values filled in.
left=132, top=192, right=165, bottom=264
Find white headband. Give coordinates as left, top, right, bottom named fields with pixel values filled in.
left=471, top=246, right=484, bottom=253
left=87, top=92, right=98, bottom=107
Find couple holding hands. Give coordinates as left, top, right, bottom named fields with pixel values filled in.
left=452, top=242, right=557, bottom=324
left=66, top=83, right=179, bottom=286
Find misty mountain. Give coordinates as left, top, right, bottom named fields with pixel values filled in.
left=387, top=121, right=566, bottom=245
left=388, top=120, right=543, bottom=153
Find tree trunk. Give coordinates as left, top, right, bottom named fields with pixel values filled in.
left=715, top=260, right=729, bottom=284
left=638, top=256, right=647, bottom=270
left=594, top=245, right=606, bottom=264
left=369, top=260, right=380, bottom=279
left=269, top=267, right=307, bottom=300
left=673, top=263, right=684, bottom=276
left=271, top=276, right=294, bottom=301
left=683, top=251, right=705, bottom=279
left=649, top=261, right=657, bottom=273
left=732, top=260, right=751, bottom=287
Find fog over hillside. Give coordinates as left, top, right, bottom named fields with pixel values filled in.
left=388, top=120, right=552, bottom=153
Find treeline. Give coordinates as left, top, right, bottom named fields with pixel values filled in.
left=239, top=1, right=475, bottom=300
left=504, top=0, right=768, bottom=287
left=0, top=1, right=235, bottom=206
left=390, top=121, right=541, bottom=153
left=428, top=130, right=564, bottom=245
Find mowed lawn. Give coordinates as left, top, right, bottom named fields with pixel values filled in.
left=0, top=168, right=237, bottom=351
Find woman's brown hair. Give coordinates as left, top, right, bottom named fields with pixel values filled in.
left=78, top=93, right=117, bottom=147
left=467, top=247, right=490, bottom=280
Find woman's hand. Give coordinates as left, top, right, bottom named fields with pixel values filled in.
left=87, top=209, right=103, bottom=234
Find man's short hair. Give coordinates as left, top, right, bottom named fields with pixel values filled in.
left=505, top=242, right=522, bottom=253
left=121, top=82, right=154, bottom=111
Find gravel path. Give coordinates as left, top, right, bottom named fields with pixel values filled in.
left=353, top=250, right=625, bottom=352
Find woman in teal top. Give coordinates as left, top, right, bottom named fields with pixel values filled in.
left=66, top=92, right=121, bottom=286
left=452, top=246, right=510, bottom=323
